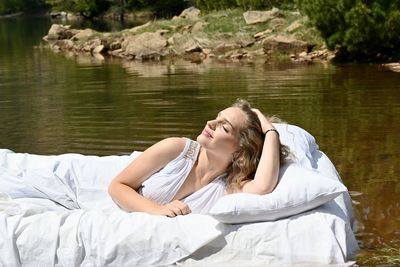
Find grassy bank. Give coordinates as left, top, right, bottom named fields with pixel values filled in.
left=44, top=7, right=331, bottom=64
left=129, top=8, right=324, bottom=49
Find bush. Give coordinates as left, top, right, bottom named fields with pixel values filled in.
left=46, top=0, right=187, bottom=19
left=297, top=0, right=400, bottom=61
left=196, top=0, right=295, bottom=12
left=46, top=0, right=112, bottom=18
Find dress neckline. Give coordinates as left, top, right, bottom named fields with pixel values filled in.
left=172, top=139, right=226, bottom=201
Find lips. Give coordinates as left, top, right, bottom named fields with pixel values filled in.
left=202, top=128, right=213, bottom=138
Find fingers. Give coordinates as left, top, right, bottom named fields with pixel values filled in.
left=252, top=108, right=274, bottom=132
left=164, top=200, right=191, bottom=217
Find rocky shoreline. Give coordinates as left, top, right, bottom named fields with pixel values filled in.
left=43, top=7, right=335, bottom=64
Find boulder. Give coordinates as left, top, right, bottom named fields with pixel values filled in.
left=46, top=24, right=76, bottom=40
left=234, top=32, right=255, bottom=48
left=179, top=7, right=201, bottom=20
left=254, top=29, right=273, bottom=39
left=122, top=32, right=167, bottom=60
left=109, top=48, right=124, bottom=58
left=71, top=29, right=96, bottom=41
left=263, top=35, right=308, bottom=55
left=93, top=45, right=105, bottom=54
left=213, top=42, right=241, bottom=55
left=169, top=33, right=211, bottom=55
left=49, top=40, right=74, bottom=51
left=286, top=21, right=303, bottom=33
left=270, top=18, right=286, bottom=30
left=243, top=8, right=283, bottom=25
left=109, top=41, right=122, bottom=51
left=191, top=21, right=206, bottom=33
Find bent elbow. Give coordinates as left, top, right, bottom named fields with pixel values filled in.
left=257, top=186, right=274, bottom=195
left=108, top=181, right=117, bottom=199
left=256, top=180, right=278, bottom=195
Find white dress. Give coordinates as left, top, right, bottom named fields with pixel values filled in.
left=139, top=138, right=227, bottom=214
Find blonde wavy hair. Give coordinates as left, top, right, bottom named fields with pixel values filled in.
left=226, top=99, right=290, bottom=193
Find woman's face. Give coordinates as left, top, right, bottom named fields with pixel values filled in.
left=197, top=107, right=246, bottom=157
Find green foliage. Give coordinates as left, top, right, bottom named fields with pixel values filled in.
left=196, top=0, right=237, bottom=12
left=45, top=0, right=112, bottom=18
left=297, top=0, right=400, bottom=61
left=45, top=0, right=187, bottom=18
left=125, top=0, right=188, bottom=17
left=150, top=0, right=188, bottom=18
left=196, top=0, right=295, bottom=12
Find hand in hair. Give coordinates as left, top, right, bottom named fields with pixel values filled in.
left=251, top=108, right=275, bottom=133
left=240, top=108, right=280, bottom=195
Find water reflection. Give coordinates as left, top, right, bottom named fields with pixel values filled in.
left=1, top=16, right=400, bottom=263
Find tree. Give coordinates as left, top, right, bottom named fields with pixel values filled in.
left=297, top=0, right=400, bottom=61
left=45, top=0, right=112, bottom=18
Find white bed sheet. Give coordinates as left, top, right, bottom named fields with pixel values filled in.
left=177, top=150, right=359, bottom=266
left=0, top=194, right=221, bottom=266
left=0, top=148, right=358, bottom=266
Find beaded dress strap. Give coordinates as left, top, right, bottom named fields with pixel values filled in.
left=184, top=139, right=200, bottom=161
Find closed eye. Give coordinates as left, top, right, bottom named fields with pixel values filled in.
left=218, top=122, right=229, bottom=133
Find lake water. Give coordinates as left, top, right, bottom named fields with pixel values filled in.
left=1, top=16, right=399, bottom=265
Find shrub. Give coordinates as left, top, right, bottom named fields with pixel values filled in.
left=196, top=0, right=295, bottom=12
left=297, top=0, right=400, bottom=61
left=46, top=0, right=112, bottom=18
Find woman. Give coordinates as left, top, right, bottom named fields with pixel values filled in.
left=108, top=99, right=288, bottom=217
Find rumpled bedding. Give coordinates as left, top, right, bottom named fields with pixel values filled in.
left=0, top=148, right=358, bottom=266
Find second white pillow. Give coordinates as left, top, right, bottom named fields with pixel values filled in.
left=209, top=163, right=347, bottom=224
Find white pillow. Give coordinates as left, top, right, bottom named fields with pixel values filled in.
left=273, top=123, right=318, bottom=168
left=209, top=163, right=347, bottom=224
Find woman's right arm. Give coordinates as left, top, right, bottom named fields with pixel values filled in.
left=108, top=137, right=190, bottom=217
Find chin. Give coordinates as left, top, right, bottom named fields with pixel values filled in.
left=196, top=134, right=204, bottom=143
left=196, top=134, right=209, bottom=147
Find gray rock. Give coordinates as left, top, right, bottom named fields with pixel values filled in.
left=243, top=8, right=283, bottom=25
left=185, top=43, right=202, bottom=53
left=214, top=42, right=241, bottom=55
left=123, top=32, right=167, bottom=60
left=262, top=35, right=308, bottom=55
left=179, top=7, right=201, bottom=20
left=192, top=21, right=206, bottom=33
left=270, top=18, right=286, bottom=30
left=93, top=45, right=105, bottom=54
left=286, top=21, right=303, bottom=33
left=170, top=33, right=211, bottom=55
left=234, top=32, right=255, bottom=48
left=71, top=29, right=96, bottom=41
left=109, top=48, right=124, bottom=58
left=46, top=24, right=75, bottom=40
left=109, top=41, right=122, bottom=51
left=254, top=29, right=273, bottom=39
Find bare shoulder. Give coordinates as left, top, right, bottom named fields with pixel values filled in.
left=158, top=137, right=186, bottom=154
left=144, top=137, right=187, bottom=161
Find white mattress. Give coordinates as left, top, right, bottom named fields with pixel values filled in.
left=0, top=148, right=358, bottom=266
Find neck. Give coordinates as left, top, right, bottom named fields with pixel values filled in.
left=195, top=148, right=230, bottom=185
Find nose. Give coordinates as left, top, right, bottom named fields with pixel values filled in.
left=207, top=119, right=217, bottom=130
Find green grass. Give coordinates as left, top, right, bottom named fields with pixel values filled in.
left=202, top=9, right=249, bottom=34
left=118, top=8, right=323, bottom=46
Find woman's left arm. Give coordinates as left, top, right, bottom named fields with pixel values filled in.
left=241, top=109, right=280, bottom=194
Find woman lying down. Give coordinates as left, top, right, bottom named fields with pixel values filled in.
left=108, top=99, right=290, bottom=217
